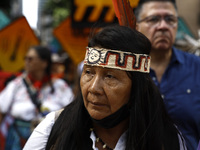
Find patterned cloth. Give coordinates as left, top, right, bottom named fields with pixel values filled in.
left=5, top=119, right=31, bottom=150
left=0, top=73, right=74, bottom=150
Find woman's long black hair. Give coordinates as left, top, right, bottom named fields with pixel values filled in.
left=30, top=45, right=55, bottom=93
left=45, top=25, right=184, bottom=150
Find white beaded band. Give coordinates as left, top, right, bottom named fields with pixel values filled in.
left=84, top=47, right=151, bottom=73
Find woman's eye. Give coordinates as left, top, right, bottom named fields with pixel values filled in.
left=85, top=70, right=91, bottom=74
left=106, top=74, right=114, bottom=78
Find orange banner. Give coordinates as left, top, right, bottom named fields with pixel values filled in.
left=73, top=0, right=139, bottom=22
left=54, top=0, right=140, bottom=65
left=54, top=18, right=89, bottom=65
left=0, top=16, right=39, bottom=72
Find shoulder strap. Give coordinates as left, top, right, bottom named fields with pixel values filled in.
left=54, top=109, right=64, bottom=121
left=22, top=78, right=41, bottom=112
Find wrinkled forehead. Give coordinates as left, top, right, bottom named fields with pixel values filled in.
left=140, top=2, right=177, bottom=17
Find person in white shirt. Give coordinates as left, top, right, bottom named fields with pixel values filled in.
left=0, top=45, right=74, bottom=150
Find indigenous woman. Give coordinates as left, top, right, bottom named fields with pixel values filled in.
left=24, top=26, right=186, bottom=150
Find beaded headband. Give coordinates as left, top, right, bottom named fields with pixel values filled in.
left=84, top=47, right=151, bottom=73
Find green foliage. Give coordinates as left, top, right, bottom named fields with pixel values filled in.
left=53, top=8, right=70, bottom=26
left=43, top=0, right=71, bottom=27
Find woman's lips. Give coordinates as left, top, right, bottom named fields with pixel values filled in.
left=89, top=101, right=107, bottom=107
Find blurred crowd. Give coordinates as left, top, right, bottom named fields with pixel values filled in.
left=0, top=0, right=199, bottom=150
left=0, top=45, right=78, bottom=149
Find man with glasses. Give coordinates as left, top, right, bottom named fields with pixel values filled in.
left=134, top=0, right=200, bottom=150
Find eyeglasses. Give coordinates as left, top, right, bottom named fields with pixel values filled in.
left=138, top=15, right=178, bottom=28
left=24, top=56, right=38, bottom=62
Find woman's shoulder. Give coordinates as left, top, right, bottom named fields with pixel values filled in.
left=7, top=74, right=23, bottom=85
left=35, top=111, right=56, bottom=132
left=23, top=111, right=58, bottom=150
left=54, top=108, right=64, bottom=120
left=0, top=75, right=23, bottom=93
left=35, top=109, right=64, bottom=132
left=52, top=78, right=70, bottom=87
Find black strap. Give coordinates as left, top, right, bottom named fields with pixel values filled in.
left=23, top=78, right=41, bottom=112
left=12, top=120, right=29, bottom=148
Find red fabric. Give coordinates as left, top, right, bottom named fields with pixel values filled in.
left=0, top=131, right=5, bottom=150
left=0, top=71, right=21, bottom=149
left=28, top=74, right=50, bottom=90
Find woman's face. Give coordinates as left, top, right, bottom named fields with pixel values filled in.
left=24, top=48, right=47, bottom=74
left=80, top=65, right=132, bottom=120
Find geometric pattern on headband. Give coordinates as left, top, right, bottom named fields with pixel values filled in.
left=84, top=47, right=151, bottom=73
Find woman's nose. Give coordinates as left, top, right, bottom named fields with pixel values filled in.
left=88, top=75, right=103, bottom=94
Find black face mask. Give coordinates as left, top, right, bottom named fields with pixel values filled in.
left=90, top=104, right=130, bottom=129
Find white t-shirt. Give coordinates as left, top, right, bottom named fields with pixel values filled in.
left=23, top=111, right=127, bottom=150
left=23, top=111, right=55, bottom=150
left=23, top=111, right=187, bottom=150
left=0, top=75, right=74, bottom=121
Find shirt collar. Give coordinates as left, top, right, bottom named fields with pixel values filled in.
left=171, top=47, right=184, bottom=65
left=90, top=130, right=127, bottom=150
